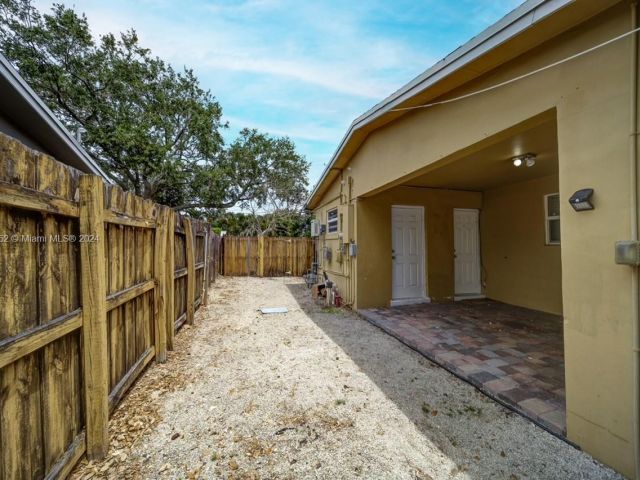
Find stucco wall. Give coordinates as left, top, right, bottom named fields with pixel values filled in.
left=312, top=3, right=637, bottom=475
left=313, top=177, right=356, bottom=305
left=355, top=186, right=482, bottom=309
left=481, top=174, right=562, bottom=315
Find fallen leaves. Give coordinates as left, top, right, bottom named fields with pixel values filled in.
left=70, top=313, right=200, bottom=479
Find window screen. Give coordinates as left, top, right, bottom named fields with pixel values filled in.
left=327, top=208, right=338, bottom=233
left=545, top=193, right=560, bottom=245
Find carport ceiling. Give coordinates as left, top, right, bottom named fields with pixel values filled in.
left=402, top=120, right=558, bottom=192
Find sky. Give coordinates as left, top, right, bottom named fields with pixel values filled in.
left=34, top=0, right=523, bottom=186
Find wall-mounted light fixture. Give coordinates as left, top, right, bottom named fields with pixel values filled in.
left=512, top=153, right=537, bottom=168
left=569, top=188, right=594, bottom=211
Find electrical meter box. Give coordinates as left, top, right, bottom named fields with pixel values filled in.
left=615, top=241, right=640, bottom=266
left=338, top=204, right=354, bottom=240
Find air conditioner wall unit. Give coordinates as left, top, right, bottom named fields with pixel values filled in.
left=310, top=220, right=320, bottom=237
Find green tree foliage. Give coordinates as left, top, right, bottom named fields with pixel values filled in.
left=211, top=211, right=311, bottom=237
left=183, top=128, right=309, bottom=212
left=0, top=0, right=310, bottom=222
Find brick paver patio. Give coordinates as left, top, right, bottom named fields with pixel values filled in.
left=359, top=299, right=566, bottom=436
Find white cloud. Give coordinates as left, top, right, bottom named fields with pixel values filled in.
left=223, top=115, right=346, bottom=143
left=31, top=0, right=520, bottom=183
left=34, top=0, right=432, bottom=99
left=199, top=55, right=391, bottom=99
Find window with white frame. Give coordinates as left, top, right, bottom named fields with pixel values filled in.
left=327, top=207, right=338, bottom=233
left=545, top=193, right=560, bottom=245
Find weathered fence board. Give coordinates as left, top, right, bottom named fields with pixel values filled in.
left=184, top=217, right=195, bottom=325
left=0, top=132, right=221, bottom=479
left=208, top=234, right=221, bottom=285
left=223, top=236, right=258, bottom=276
left=79, top=174, right=109, bottom=460
left=0, top=138, right=85, bottom=480
left=222, top=236, right=313, bottom=277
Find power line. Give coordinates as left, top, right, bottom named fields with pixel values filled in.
left=390, top=26, right=640, bottom=112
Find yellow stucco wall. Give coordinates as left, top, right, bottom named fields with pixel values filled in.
left=313, top=177, right=357, bottom=305
left=355, top=186, right=482, bottom=308
left=481, top=174, right=563, bottom=315
left=312, top=3, right=637, bottom=475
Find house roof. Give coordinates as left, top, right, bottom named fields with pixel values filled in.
left=0, top=52, right=109, bottom=179
left=305, top=0, right=618, bottom=209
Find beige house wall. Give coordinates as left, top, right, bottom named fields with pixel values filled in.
left=355, top=186, right=482, bottom=308
left=312, top=3, right=637, bottom=475
left=481, top=174, right=563, bottom=315
left=313, top=178, right=356, bottom=305
left=352, top=175, right=563, bottom=312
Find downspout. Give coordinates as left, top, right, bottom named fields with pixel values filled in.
left=631, top=2, right=640, bottom=478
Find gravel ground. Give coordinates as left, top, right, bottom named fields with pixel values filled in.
left=73, top=276, right=622, bottom=480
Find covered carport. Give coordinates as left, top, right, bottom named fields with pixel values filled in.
left=357, top=111, right=566, bottom=434
left=309, top=1, right=638, bottom=474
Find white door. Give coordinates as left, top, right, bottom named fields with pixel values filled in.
left=454, top=209, right=482, bottom=296
left=391, top=206, right=426, bottom=303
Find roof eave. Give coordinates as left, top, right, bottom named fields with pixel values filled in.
left=0, top=54, right=110, bottom=179
left=305, top=0, right=580, bottom=210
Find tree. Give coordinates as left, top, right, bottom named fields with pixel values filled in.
left=0, top=0, right=224, bottom=203
left=210, top=211, right=310, bottom=237
left=218, top=129, right=309, bottom=236
left=182, top=128, right=308, bottom=212
left=0, top=0, right=310, bottom=217
left=185, top=128, right=309, bottom=234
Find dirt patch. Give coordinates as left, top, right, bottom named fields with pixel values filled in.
left=71, top=322, right=199, bottom=479
left=71, top=276, right=622, bottom=479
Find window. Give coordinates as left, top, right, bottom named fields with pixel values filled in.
left=545, top=193, right=560, bottom=245
left=327, top=207, right=338, bottom=233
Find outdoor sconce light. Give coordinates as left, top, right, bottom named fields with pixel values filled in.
left=569, top=188, right=594, bottom=211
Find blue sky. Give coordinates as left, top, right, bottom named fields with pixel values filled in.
left=35, top=0, right=522, bottom=186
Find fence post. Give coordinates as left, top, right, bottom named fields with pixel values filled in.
left=202, top=227, right=209, bottom=305
left=258, top=235, right=265, bottom=277
left=184, top=217, right=195, bottom=324
left=166, top=209, right=175, bottom=350
left=79, top=174, right=109, bottom=460
left=221, top=236, right=226, bottom=276
left=153, top=206, right=168, bottom=363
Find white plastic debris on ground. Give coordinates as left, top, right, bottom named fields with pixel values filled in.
left=259, top=307, right=288, bottom=314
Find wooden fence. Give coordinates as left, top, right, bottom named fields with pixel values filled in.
left=222, top=235, right=313, bottom=276
left=0, top=133, right=219, bottom=479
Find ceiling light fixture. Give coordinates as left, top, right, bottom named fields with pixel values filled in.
left=512, top=153, right=537, bottom=168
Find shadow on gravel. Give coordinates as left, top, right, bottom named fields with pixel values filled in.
left=283, top=282, right=611, bottom=480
